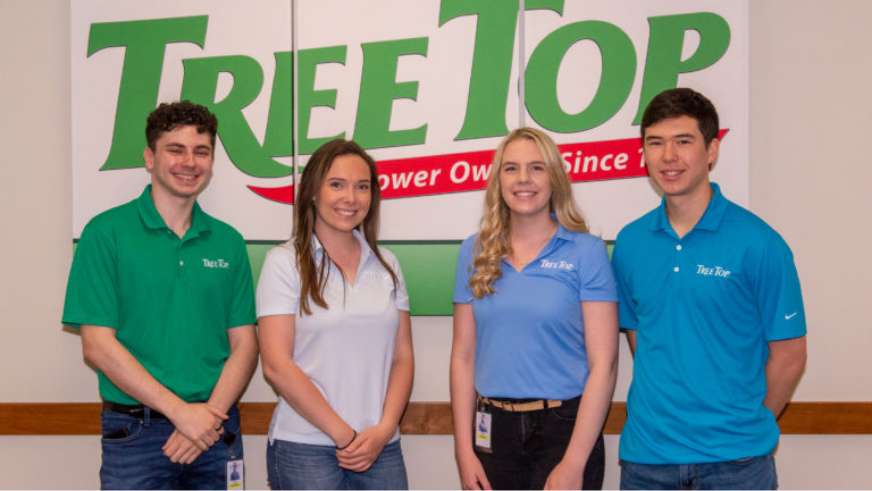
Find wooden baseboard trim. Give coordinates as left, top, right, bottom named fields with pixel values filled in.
left=0, top=402, right=869, bottom=435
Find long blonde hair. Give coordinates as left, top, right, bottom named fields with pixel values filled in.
left=469, top=127, right=587, bottom=298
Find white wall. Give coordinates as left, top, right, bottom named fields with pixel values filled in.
left=1, top=0, right=870, bottom=488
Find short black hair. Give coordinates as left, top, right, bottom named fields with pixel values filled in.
left=641, top=88, right=719, bottom=145
left=145, top=101, right=218, bottom=150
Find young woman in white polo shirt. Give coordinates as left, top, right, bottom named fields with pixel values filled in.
left=256, top=139, right=414, bottom=490
left=451, top=128, right=619, bottom=490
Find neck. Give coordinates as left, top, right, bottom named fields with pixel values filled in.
left=665, top=183, right=712, bottom=238
left=151, top=186, right=196, bottom=238
left=314, top=221, right=358, bottom=254
left=509, top=210, right=557, bottom=244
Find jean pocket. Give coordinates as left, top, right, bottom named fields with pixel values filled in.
left=100, top=416, right=143, bottom=444
left=727, top=456, right=759, bottom=466
left=550, top=399, right=580, bottom=422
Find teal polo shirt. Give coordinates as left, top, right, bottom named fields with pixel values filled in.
left=612, top=183, right=806, bottom=464
left=63, top=186, right=256, bottom=405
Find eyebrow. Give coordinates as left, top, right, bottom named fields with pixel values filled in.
left=646, top=133, right=696, bottom=141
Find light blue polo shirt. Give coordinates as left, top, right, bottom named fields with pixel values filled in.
left=612, top=183, right=806, bottom=464
left=453, top=224, right=617, bottom=400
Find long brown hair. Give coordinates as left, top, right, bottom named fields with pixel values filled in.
left=294, top=139, right=398, bottom=316
left=469, top=127, right=587, bottom=298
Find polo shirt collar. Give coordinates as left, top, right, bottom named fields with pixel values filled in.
left=649, top=182, right=728, bottom=234
left=311, top=228, right=373, bottom=266
left=136, top=185, right=211, bottom=237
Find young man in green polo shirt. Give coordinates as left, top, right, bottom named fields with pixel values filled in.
left=63, top=101, right=258, bottom=489
left=612, top=88, right=807, bottom=489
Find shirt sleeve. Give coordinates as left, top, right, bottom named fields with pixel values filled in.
left=382, top=248, right=410, bottom=311
left=756, top=233, right=806, bottom=341
left=611, top=236, right=639, bottom=330
left=577, top=237, right=618, bottom=302
left=452, top=236, right=476, bottom=304
left=256, top=245, right=300, bottom=317
left=62, top=220, right=119, bottom=330
left=227, top=237, right=257, bottom=329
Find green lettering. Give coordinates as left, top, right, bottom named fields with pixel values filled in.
left=526, top=21, right=636, bottom=132
left=298, top=46, right=347, bottom=155
left=635, top=12, right=731, bottom=122
left=439, top=0, right=565, bottom=140
left=261, top=51, right=293, bottom=158
left=181, top=55, right=290, bottom=178
left=353, top=37, right=429, bottom=149
left=88, top=16, right=208, bottom=170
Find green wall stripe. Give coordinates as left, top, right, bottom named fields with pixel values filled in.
left=73, top=241, right=613, bottom=317
left=248, top=241, right=614, bottom=317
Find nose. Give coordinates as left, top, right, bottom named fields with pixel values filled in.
left=663, top=141, right=678, bottom=161
left=518, top=165, right=531, bottom=183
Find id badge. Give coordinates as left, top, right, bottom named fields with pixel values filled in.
left=227, top=459, right=244, bottom=490
left=474, top=409, right=493, bottom=453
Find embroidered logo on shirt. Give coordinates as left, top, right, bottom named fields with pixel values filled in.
left=202, top=258, right=230, bottom=269
left=539, top=259, right=575, bottom=271
left=784, top=312, right=798, bottom=320
left=696, top=264, right=731, bottom=278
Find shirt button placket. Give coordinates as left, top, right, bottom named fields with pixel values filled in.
left=673, top=243, right=682, bottom=273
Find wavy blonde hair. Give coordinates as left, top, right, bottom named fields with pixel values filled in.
left=469, top=127, right=587, bottom=298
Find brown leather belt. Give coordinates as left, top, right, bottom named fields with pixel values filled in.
left=478, top=396, right=563, bottom=412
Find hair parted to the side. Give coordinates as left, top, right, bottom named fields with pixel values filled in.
left=469, top=127, right=587, bottom=299
left=293, top=139, right=398, bottom=316
left=145, top=100, right=218, bottom=150
left=641, top=88, right=720, bottom=145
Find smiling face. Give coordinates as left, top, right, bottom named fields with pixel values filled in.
left=314, top=154, right=372, bottom=236
left=499, top=137, right=552, bottom=220
left=144, top=125, right=214, bottom=201
left=643, top=115, right=719, bottom=201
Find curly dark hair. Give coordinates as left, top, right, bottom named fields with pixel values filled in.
left=145, top=101, right=218, bottom=150
left=641, top=88, right=719, bottom=145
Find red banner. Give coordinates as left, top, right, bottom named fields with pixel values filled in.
left=248, top=130, right=728, bottom=204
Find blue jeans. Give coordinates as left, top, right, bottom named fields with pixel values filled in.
left=474, top=396, right=605, bottom=490
left=267, top=438, right=408, bottom=490
left=620, top=455, right=777, bottom=490
left=100, top=406, right=244, bottom=490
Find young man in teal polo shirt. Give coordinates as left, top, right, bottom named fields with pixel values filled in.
left=63, top=101, right=258, bottom=489
left=612, top=88, right=807, bottom=490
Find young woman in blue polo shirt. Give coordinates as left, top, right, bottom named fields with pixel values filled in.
left=451, top=127, right=619, bottom=490
left=256, top=139, right=414, bottom=490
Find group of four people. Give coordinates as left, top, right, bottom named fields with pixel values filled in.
left=63, top=87, right=806, bottom=490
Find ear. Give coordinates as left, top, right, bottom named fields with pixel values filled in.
left=143, top=147, right=155, bottom=173
left=706, top=138, right=720, bottom=171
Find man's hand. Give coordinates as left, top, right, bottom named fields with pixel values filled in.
left=168, top=402, right=227, bottom=450
left=455, top=448, right=492, bottom=490
left=544, top=459, right=583, bottom=490
left=336, top=424, right=392, bottom=472
left=162, top=430, right=206, bottom=464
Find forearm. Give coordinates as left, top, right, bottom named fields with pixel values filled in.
left=264, top=359, right=353, bottom=444
left=450, top=355, right=477, bottom=454
left=207, top=325, right=258, bottom=414
left=562, top=361, right=617, bottom=467
left=82, top=326, right=185, bottom=414
left=763, top=358, right=805, bottom=418
left=377, top=312, right=414, bottom=432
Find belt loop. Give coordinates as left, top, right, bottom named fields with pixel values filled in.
left=143, top=407, right=151, bottom=425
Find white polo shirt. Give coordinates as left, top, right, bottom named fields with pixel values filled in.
left=256, top=230, right=409, bottom=446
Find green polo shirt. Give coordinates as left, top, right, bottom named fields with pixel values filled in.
left=63, top=185, right=256, bottom=405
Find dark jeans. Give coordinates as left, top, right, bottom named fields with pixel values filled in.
left=267, top=439, right=408, bottom=490
left=620, top=455, right=777, bottom=490
left=474, top=396, right=605, bottom=490
left=99, top=406, right=243, bottom=490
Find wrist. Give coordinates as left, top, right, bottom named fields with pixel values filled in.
left=336, top=429, right=358, bottom=450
